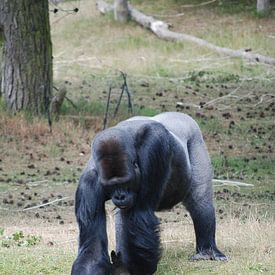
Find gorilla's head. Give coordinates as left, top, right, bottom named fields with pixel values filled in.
left=93, top=131, right=140, bottom=209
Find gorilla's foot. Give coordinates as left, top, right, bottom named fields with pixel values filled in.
left=190, top=248, right=228, bottom=261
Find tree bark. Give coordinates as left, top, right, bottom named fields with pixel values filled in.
left=0, top=27, right=3, bottom=98
left=257, top=0, right=270, bottom=14
left=0, top=0, right=52, bottom=115
left=96, top=0, right=275, bottom=67
left=114, top=0, right=129, bottom=23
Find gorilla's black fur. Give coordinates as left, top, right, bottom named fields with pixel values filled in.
left=71, top=112, right=227, bottom=275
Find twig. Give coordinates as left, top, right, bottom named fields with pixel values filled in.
left=103, top=83, right=112, bottom=130
left=22, top=197, right=71, bottom=211
left=65, top=96, right=78, bottom=109
left=0, top=197, right=71, bottom=212
left=176, top=102, right=200, bottom=109
left=26, top=179, right=49, bottom=186
left=181, top=0, right=217, bottom=8
left=113, top=87, right=124, bottom=117
left=254, top=94, right=275, bottom=107
left=121, top=71, right=133, bottom=114
left=113, top=71, right=133, bottom=117
left=213, top=179, right=254, bottom=187
left=203, top=80, right=244, bottom=107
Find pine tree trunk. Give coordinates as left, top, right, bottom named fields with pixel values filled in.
left=0, top=0, right=52, bottom=115
left=257, top=0, right=270, bottom=13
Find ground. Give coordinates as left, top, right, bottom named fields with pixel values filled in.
left=0, top=0, right=275, bottom=274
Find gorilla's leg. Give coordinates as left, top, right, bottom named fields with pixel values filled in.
left=185, top=137, right=227, bottom=261
left=115, top=209, right=161, bottom=275
left=186, top=198, right=227, bottom=261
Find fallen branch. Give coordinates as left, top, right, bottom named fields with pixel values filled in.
left=253, top=93, right=275, bottom=106
left=213, top=179, right=254, bottom=187
left=181, top=0, right=217, bottom=8
left=96, top=0, right=275, bottom=66
left=0, top=197, right=71, bottom=212
left=176, top=102, right=200, bottom=109
left=22, top=197, right=71, bottom=211
left=203, top=80, right=244, bottom=107
left=26, top=179, right=49, bottom=187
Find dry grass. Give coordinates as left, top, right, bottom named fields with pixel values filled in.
left=0, top=115, right=50, bottom=141
left=1, top=205, right=274, bottom=274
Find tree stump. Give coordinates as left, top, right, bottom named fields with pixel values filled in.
left=49, top=87, right=67, bottom=121
left=114, top=0, right=129, bottom=23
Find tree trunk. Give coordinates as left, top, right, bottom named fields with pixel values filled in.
left=257, top=0, right=270, bottom=13
left=0, top=27, right=3, bottom=98
left=0, top=0, right=52, bottom=115
left=114, top=0, right=129, bottom=23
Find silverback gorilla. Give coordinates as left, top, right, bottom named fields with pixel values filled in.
left=71, top=112, right=227, bottom=275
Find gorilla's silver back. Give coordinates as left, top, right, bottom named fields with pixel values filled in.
left=128, top=112, right=213, bottom=200
left=127, top=112, right=202, bottom=145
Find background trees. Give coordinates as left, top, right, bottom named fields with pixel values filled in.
left=0, top=0, right=52, bottom=115
left=257, top=0, right=270, bottom=14
left=0, top=0, right=272, bottom=115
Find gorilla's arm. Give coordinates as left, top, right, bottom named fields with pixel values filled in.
left=71, top=167, right=111, bottom=275
left=115, top=123, right=173, bottom=274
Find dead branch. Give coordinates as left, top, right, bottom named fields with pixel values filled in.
left=103, top=83, right=112, bottom=130
left=181, top=0, right=217, bottom=8
left=96, top=0, right=275, bottom=66
left=121, top=72, right=133, bottom=114
left=65, top=96, right=78, bottom=109
left=213, top=179, right=254, bottom=188
left=176, top=102, right=200, bottom=109
left=26, top=179, right=49, bottom=186
left=203, top=80, right=244, bottom=107
left=22, top=197, right=71, bottom=211
left=0, top=197, right=71, bottom=212
left=254, top=93, right=275, bottom=106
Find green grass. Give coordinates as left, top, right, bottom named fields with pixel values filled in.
left=59, top=94, right=159, bottom=119
left=0, top=247, right=74, bottom=275
left=212, top=155, right=275, bottom=185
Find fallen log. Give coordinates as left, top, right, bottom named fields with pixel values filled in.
left=96, top=0, right=275, bottom=66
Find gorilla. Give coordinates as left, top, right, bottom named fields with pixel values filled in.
left=71, top=112, right=227, bottom=275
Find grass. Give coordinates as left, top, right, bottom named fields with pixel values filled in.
left=0, top=208, right=274, bottom=274
left=0, top=109, right=274, bottom=274
left=51, top=0, right=275, bottom=83
left=0, top=0, right=274, bottom=274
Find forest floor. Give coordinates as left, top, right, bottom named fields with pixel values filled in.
left=0, top=0, right=275, bottom=274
